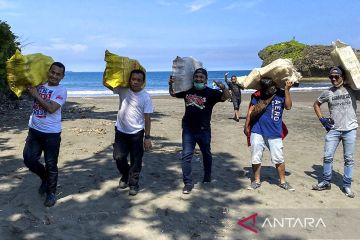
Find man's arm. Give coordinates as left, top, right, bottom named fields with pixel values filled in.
left=284, top=80, right=293, bottom=110
left=144, top=113, right=152, bottom=151
left=214, top=81, right=231, bottom=101
left=313, top=100, right=323, bottom=119
left=244, top=105, right=255, bottom=136
left=168, top=76, right=176, bottom=97
left=28, top=86, right=61, bottom=113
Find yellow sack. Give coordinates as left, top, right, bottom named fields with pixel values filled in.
left=103, top=50, right=146, bottom=89
left=6, top=50, right=54, bottom=97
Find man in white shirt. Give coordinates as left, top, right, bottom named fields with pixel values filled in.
left=112, top=69, right=153, bottom=196
left=23, top=62, right=67, bottom=207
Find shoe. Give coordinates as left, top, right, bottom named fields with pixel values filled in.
left=203, top=175, right=211, bottom=183
left=279, top=182, right=295, bottom=191
left=129, top=186, right=139, bottom=196
left=247, top=181, right=261, bottom=190
left=342, top=187, right=355, bottom=198
left=312, top=181, right=331, bottom=191
left=44, top=193, right=56, bottom=207
left=38, top=180, right=47, bottom=196
left=182, top=184, right=193, bottom=194
left=119, top=180, right=128, bottom=189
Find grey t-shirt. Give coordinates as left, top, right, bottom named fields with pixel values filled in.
left=318, top=85, right=360, bottom=131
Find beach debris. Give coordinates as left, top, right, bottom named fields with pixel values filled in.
left=171, top=56, right=203, bottom=93
left=236, top=58, right=302, bottom=90
left=6, top=50, right=54, bottom=97
left=331, top=40, right=360, bottom=90
left=70, top=127, right=107, bottom=135
left=103, top=50, right=146, bottom=90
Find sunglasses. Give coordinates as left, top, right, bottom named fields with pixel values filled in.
left=328, top=75, right=340, bottom=80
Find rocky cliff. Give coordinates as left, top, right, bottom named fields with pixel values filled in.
left=258, top=40, right=360, bottom=78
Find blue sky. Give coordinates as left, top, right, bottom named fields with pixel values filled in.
left=1, top=0, right=360, bottom=72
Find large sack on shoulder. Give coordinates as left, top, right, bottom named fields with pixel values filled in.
left=171, top=56, right=203, bottom=93
left=331, top=40, right=360, bottom=90
left=238, top=59, right=302, bottom=90
left=6, top=50, right=54, bottom=97
left=103, top=50, right=146, bottom=89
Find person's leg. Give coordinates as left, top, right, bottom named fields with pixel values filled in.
left=113, top=128, right=130, bottom=184
left=181, top=127, right=196, bottom=187
left=267, top=138, right=285, bottom=183
left=322, top=130, right=341, bottom=184
left=197, top=129, right=212, bottom=182
left=252, top=164, right=261, bottom=183
left=23, top=128, right=46, bottom=182
left=128, top=130, right=144, bottom=189
left=43, top=132, right=61, bottom=194
left=232, top=96, right=239, bottom=121
left=342, top=130, right=356, bottom=188
left=250, top=133, right=265, bottom=185
left=235, top=98, right=241, bottom=120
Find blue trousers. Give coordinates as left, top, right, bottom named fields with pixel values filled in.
left=23, top=128, right=61, bottom=194
left=181, top=126, right=212, bottom=185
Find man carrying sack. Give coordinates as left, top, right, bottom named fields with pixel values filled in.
left=244, top=78, right=294, bottom=191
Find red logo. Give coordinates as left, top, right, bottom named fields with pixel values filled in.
left=55, top=95, right=63, bottom=100
left=237, top=213, right=258, bottom=233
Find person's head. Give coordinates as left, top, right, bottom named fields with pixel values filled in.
left=230, top=75, right=237, bottom=83
left=193, top=68, right=208, bottom=90
left=260, top=78, right=277, bottom=97
left=47, top=62, right=65, bottom=86
left=129, top=69, right=146, bottom=92
left=328, top=66, right=345, bottom=88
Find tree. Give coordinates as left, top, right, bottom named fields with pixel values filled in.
left=0, top=20, right=20, bottom=92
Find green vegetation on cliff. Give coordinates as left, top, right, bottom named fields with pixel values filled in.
left=260, top=40, right=306, bottom=65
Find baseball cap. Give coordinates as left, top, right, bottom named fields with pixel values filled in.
left=329, top=67, right=343, bottom=75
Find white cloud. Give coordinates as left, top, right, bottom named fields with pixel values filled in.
left=48, top=38, right=88, bottom=52
left=87, top=35, right=127, bottom=49
left=26, top=38, right=88, bottom=53
left=224, top=0, right=263, bottom=9
left=0, top=0, right=12, bottom=9
left=156, top=0, right=177, bottom=6
left=187, top=0, right=215, bottom=12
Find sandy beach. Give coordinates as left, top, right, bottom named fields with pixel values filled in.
left=1, top=91, right=360, bottom=239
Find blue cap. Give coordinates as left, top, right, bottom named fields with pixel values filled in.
left=329, top=67, right=343, bottom=75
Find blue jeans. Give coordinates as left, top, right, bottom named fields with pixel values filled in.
left=113, top=128, right=144, bottom=187
left=23, top=128, right=61, bottom=194
left=181, top=126, right=212, bottom=185
left=322, top=129, right=356, bottom=187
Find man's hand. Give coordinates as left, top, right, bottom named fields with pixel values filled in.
left=27, top=86, right=39, bottom=98
left=284, top=80, right=293, bottom=90
left=319, top=117, right=335, bottom=132
left=144, top=139, right=152, bottom=151
left=169, top=76, right=175, bottom=85
left=214, top=81, right=225, bottom=90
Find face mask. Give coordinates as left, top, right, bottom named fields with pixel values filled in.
left=194, top=82, right=206, bottom=90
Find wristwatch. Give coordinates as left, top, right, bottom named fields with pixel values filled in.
left=144, top=135, right=151, bottom=139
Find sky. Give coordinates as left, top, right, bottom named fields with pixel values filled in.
left=1, top=0, right=360, bottom=72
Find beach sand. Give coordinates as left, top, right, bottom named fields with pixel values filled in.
left=1, top=91, right=360, bottom=239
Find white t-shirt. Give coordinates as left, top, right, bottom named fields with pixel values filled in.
left=29, top=83, right=67, bottom=133
left=113, top=87, right=129, bottom=110
left=115, top=88, right=153, bottom=134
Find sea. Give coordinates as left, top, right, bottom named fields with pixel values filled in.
left=62, top=70, right=331, bottom=97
